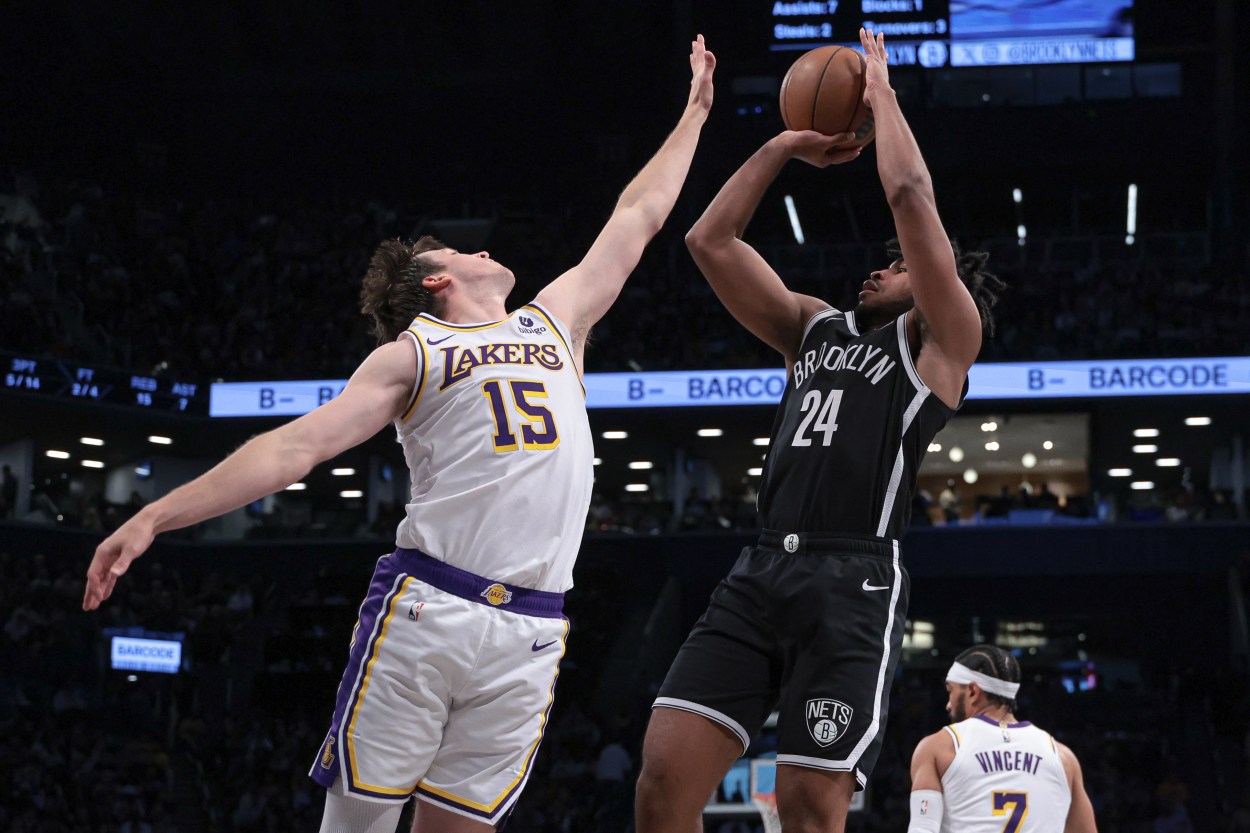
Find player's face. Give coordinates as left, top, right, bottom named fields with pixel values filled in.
left=945, top=682, right=969, bottom=722
left=429, top=248, right=515, bottom=293
left=859, top=259, right=913, bottom=309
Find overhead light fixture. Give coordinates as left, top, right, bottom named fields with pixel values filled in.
left=285, top=483, right=307, bottom=491
left=1132, top=444, right=1158, bottom=453
left=592, top=457, right=602, bottom=466
left=1130, top=481, right=1153, bottom=490
left=753, top=438, right=770, bottom=446
left=1108, top=468, right=1133, bottom=477
left=928, top=442, right=941, bottom=453
left=784, top=195, right=805, bottom=245
left=980, top=421, right=998, bottom=432
left=697, top=428, right=723, bottom=438
left=747, top=467, right=763, bottom=476
left=1021, top=453, right=1037, bottom=468
left=148, top=435, right=173, bottom=445
left=1012, top=188, right=1023, bottom=204
left=331, top=468, right=356, bottom=476
left=1133, top=428, right=1159, bottom=438
left=602, top=431, right=628, bottom=440
left=628, top=461, right=654, bottom=470
left=81, top=460, right=105, bottom=469
left=1042, top=440, right=1053, bottom=450
left=339, top=490, right=364, bottom=499
left=1155, top=458, right=1181, bottom=467
left=984, top=441, right=1000, bottom=451
left=625, top=484, right=649, bottom=492
left=134, top=464, right=152, bottom=478
left=1184, top=416, right=1211, bottom=426
left=1017, top=224, right=1027, bottom=246
left=46, top=450, right=71, bottom=459
left=80, top=437, right=104, bottom=446
left=948, top=447, right=964, bottom=463
left=963, top=468, right=979, bottom=484
left=1125, top=183, right=1137, bottom=245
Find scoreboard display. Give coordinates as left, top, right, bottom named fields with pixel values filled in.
left=3, top=352, right=206, bottom=414
left=770, top=0, right=1134, bottom=67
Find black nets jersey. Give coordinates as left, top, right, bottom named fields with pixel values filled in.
left=756, top=307, right=961, bottom=539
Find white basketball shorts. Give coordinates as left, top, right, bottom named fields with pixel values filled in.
left=309, top=547, right=568, bottom=825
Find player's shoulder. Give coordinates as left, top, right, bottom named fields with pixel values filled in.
left=914, top=725, right=958, bottom=760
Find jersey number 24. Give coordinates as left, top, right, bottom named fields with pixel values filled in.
left=792, top=388, right=844, bottom=447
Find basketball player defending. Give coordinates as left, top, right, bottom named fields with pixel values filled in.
left=908, top=645, right=1098, bottom=833
left=82, top=36, right=716, bottom=833
left=636, top=29, right=1002, bottom=833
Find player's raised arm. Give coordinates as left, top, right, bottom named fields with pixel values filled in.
left=535, top=35, right=714, bottom=365
left=859, top=28, right=982, bottom=372
left=82, top=340, right=418, bottom=611
left=685, top=130, right=859, bottom=365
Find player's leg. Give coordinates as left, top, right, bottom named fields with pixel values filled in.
left=635, top=707, right=744, bottom=833
left=411, top=800, right=494, bottom=833
left=637, top=546, right=782, bottom=832
left=774, top=766, right=856, bottom=833
left=772, top=539, right=910, bottom=832
left=319, top=780, right=405, bottom=833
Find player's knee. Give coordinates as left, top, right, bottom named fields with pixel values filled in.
left=634, top=757, right=696, bottom=822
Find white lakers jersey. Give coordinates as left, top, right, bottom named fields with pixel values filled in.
left=940, top=716, right=1071, bottom=833
left=394, top=302, right=592, bottom=592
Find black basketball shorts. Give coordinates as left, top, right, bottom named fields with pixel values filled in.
left=654, top=531, right=909, bottom=790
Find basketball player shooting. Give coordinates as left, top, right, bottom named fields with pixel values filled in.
left=82, top=35, right=716, bottom=833
left=635, top=29, right=1003, bottom=833
left=908, top=645, right=1098, bottom=833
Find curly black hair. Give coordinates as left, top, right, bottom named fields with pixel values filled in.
left=954, top=643, right=1022, bottom=712
left=886, top=238, right=1006, bottom=336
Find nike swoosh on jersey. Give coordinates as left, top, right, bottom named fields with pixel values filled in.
left=426, top=333, right=456, bottom=345
left=532, top=639, right=558, bottom=652
left=861, top=579, right=889, bottom=591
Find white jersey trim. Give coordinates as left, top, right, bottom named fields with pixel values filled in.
left=896, top=313, right=928, bottom=393
left=876, top=388, right=929, bottom=538
left=801, top=306, right=842, bottom=343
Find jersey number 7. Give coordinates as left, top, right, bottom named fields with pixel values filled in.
left=992, top=791, right=1028, bottom=833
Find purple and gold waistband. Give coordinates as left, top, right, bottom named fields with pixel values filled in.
left=391, top=547, right=565, bottom=618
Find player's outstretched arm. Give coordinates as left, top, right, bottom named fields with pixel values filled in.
left=536, top=35, right=715, bottom=365
left=685, top=130, right=858, bottom=366
left=860, top=28, right=981, bottom=394
left=1059, top=742, right=1099, bottom=833
left=82, top=340, right=417, bottom=611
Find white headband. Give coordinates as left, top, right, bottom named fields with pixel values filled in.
left=946, top=662, right=1020, bottom=699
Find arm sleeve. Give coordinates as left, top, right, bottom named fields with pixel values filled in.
left=908, top=789, right=944, bottom=833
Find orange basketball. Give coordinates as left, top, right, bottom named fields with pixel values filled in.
left=779, top=46, right=875, bottom=147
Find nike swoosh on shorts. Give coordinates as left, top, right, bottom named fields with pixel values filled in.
left=861, top=579, right=889, bottom=591
left=532, top=639, right=558, bottom=651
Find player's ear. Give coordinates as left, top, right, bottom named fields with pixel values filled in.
left=422, top=273, right=452, bottom=294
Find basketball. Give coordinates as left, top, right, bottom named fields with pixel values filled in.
left=779, top=45, right=875, bottom=147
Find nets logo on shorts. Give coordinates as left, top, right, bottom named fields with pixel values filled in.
left=806, top=698, right=853, bottom=748
left=481, top=583, right=514, bottom=606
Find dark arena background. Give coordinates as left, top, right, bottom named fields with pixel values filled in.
left=2, top=1, right=1249, bottom=831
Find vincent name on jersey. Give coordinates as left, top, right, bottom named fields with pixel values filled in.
left=439, top=343, right=564, bottom=390
left=792, top=341, right=898, bottom=389
left=973, top=749, right=1046, bottom=777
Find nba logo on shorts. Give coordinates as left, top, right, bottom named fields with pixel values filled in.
left=805, top=698, right=853, bottom=748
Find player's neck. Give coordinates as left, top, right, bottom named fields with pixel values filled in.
left=974, top=705, right=1017, bottom=724
left=439, top=296, right=509, bottom=325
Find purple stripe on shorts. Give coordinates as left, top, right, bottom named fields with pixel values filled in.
left=310, top=554, right=405, bottom=792
left=393, top=547, right=565, bottom=618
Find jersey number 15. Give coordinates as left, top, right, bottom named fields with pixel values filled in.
left=482, top=380, right=559, bottom=452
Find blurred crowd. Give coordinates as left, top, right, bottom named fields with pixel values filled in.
left=2, top=545, right=1248, bottom=831
left=4, top=172, right=1248, bottom=382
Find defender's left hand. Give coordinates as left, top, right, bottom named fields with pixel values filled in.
left=859, top=27, right=892, bottom=108
left=687, top=34, right=716, bottom=114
